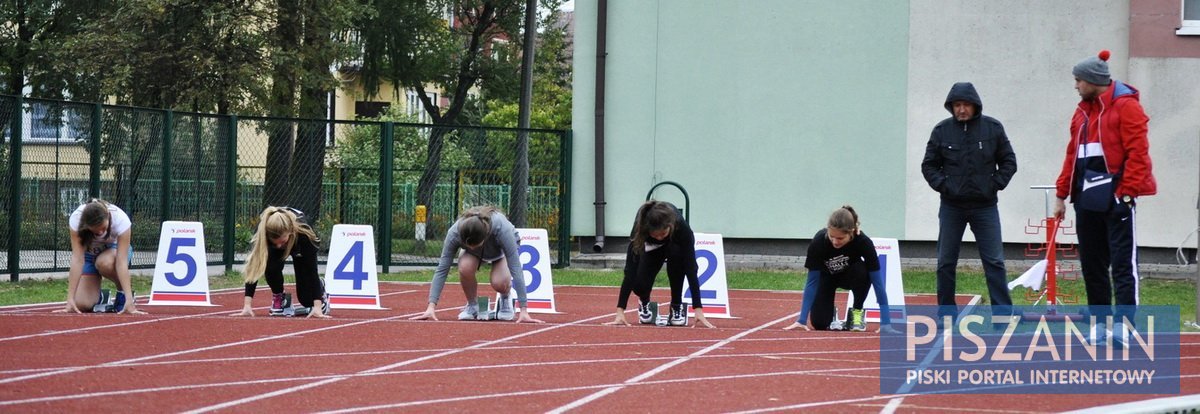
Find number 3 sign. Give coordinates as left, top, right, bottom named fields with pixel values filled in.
left=681, top=233, right=734, bottom=318
left=148, top=221, right=216, bottom=306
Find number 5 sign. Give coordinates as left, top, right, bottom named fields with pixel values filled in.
left=324, top=224, right=386, bottom=310
left=681, top=232, right=734, bottom=318
left=147, top=221, right=216, bottom=306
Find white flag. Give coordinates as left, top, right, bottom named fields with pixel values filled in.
left=1008, top=259, right=1048, bottom=291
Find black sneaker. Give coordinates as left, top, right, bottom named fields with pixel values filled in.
left=668, top=303, right=688, bottom=326
left=638, top=301, right=654, bottom=324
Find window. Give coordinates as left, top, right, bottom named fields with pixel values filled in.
left=406, top=90, right=437, bottom=123
left=354, top=101, right=389, bottom=119
left=1180, top=0, right=1200, bottom=35
left=3, top=103, right=84, bottom=144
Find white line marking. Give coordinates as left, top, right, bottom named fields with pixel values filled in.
left=880, top=397, right=903, bottom=414
left=0, top=289, right=416, bottom=342
left=180, top=312, right=617, bottom=414
left=0, top=291, right=422, bottom=386
left=546, top=311, right=800, bottom=413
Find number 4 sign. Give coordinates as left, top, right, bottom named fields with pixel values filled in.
left=681, top=233, right=734, bottom=318
left=324, top=224, right=386, bottom=310
left=147, top=221, right=216, bottom=306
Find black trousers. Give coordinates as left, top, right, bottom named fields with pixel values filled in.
left=809, top=261, right=871, bottom=330
left=617, top=244, right=695, bottom=310
left=265, top=242, right=325, bottom=308
left=1074, top=202, right=1139, bottom=323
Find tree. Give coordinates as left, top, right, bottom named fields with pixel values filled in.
left=265, top=0, right=362, bottom=220
left=0, top=0, right=108, bottom=98
left=353, top=0, right=526, bottom=237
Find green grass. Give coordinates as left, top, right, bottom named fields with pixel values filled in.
left=4, top=268, right=1195, bottom=330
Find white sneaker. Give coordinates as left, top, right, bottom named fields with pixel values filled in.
left=1088, top=323, right=1111, bottom=346
left=668, top=304, right=688, bottom=326
left=1111, top=322, right=1130, bottom=349
left=638, top=301, right=654, bottom=324
left=458, top=303, right=479, bottom=321
left=496, top=295, right=515, bottom=321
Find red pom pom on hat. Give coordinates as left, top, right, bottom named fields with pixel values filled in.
left=1098, top=50, right=1111, bottom=61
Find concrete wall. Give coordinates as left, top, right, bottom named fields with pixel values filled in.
left=572, top=1, right=910, bottom=243
left=573, top=0, right=1199, bottom=249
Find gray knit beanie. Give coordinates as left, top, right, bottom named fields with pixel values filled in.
left=1073, top=50, right=1111, bottom=86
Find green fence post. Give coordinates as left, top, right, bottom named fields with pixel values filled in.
left=223, top=115, right=238, bottom=272
left=378, top=122, right=394, bottom=273
left=558, top=130, right=572, bottom=268
left=8, top=96, right=23, bottom=280
left=161, top=110, right=173, bottom=222
left=90, top=104, right=102, bottom=197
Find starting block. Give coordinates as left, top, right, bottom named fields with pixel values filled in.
left=93, top=289, right=114, bottom=313
left=476, top=296, right=496, bottom=321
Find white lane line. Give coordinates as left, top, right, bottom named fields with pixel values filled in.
left=0, top=289, right=416, bottom=342
left=180, top=312, right=617, bottom=414
left=0, top=361, right=878, bottom=408
left=0, top=291, right=423, bottom=386
left=319, top=365, right=891, bottom=413
left=546, top=311, right=800, bottom=414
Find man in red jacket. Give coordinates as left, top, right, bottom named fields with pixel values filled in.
left=1053, top=49, right=1156, bottom=346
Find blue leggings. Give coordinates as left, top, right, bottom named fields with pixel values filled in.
left=798, top=269, right=890, bottom=325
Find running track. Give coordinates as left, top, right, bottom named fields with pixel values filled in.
left=0, top=283, right=1196, bottom=413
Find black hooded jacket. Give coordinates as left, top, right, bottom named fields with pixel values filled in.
left=921, top=82, right=1018, bottom=208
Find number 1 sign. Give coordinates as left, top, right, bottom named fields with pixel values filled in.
left=147, top=221, right=216, bottom=306
left=681, top=232, right=734, bottom=318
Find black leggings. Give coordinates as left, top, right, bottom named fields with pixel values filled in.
left=616, top=244, right=700, bottom=310
left=809, top=261, right=871, bottom=330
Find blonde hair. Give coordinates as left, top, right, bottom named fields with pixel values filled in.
left=458, top=206, right=499, bottom=247
left=827, top=205, right=861, bottom=235
left=243, top=206, right=320, bottom=283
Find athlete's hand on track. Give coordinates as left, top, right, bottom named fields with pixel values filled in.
left=516, top=312, right=544, bottom=324
left=410, top=304, right=439, bottom=321
left=781, top=322, right=810, bottom=331
left=232, top=307, right=255, bottom=317
left=603, top=311, right=631, bottom=326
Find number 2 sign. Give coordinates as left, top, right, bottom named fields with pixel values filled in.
left=681, top=232, right=733, bottom=318
left=148, top=221, right=216, bottom=306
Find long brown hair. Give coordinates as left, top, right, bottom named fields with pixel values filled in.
left=629, top=200, right=677, bottom=255
left=77, top=198, right=112, bottom=248
left=458, top=205, right=499, bottom=247
left=827, top=205, right=861, bottom=236
left=243, top=206, right=321, bottom=283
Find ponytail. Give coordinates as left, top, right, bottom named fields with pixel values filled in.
left=458, top=206, right=499, bottom=247
left=243, top=206, right=320, bottom=284
left=630, top=201, right=677, bottom=255
left=827, top=205, right=860, bottom=235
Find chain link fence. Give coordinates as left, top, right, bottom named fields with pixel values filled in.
left=1, top=95, right=571, bottom=279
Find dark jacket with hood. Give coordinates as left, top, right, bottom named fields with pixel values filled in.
left=921, top=82, right=1018, bottom=209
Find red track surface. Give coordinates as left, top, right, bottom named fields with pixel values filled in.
left=0, top=283, right=1196, bottom=413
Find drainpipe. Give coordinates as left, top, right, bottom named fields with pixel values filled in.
left=592, top=0, right=609, bottom=252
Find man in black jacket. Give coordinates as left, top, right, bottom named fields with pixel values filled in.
left=921, top=82, right=1017, bottom=323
